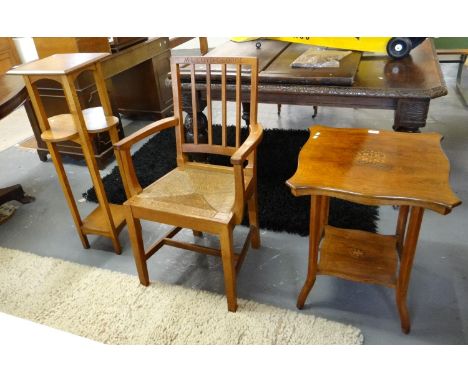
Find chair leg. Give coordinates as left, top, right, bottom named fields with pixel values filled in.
left=125, top=206, right=149, bottom=286
left=220, top=226, right=238, bottom=312
left=247, top=190, right=261, bottom=249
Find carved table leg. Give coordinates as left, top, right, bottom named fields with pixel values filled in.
left=184, top=112, right=208, bottom=142
left=396, top=206, right=424, bottom=334
left=395, top=205, right=409, bottom=257
left=393, top=98, right=430, bottom=133
left=182, top=90, right=208, bottom=144
left=297, top=195, right=326, bottom=309
left=312, top=106, right=318, bottom=119
left=242, top=102, right=250, bottom=127
left=182, top=90, right=208, bottom=161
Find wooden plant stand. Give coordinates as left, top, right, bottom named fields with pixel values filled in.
left=8, top=53, right=127, bottom=253
left=287, top=126, right=461, bottom=333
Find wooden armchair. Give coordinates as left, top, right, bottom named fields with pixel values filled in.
left=114, top=56, right=263, bottom=312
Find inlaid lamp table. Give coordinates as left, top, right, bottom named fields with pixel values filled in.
left=287, top=126, right=461, bottom=333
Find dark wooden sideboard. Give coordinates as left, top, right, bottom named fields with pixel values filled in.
left=107, top=38, right=173, bottom=121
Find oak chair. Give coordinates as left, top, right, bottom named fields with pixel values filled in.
left=114, top=56, right=263, bottom=312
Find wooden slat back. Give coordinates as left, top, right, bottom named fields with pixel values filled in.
left=170, top=56, right=258, bottom=161
left=221, top=63, right=227, bottom=146
left=190, top=64, right=198, bottom=144
left=206, top=63, right=213, bottom=145
left=235, top=65, right=241, bottom=147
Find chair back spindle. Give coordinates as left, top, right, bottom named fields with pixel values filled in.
left=235, top=64, right=242, bottom=148
left=206, top=63, right=213, bottom=145
left=190, top=64, right=198, bottom=145
left=221, top=63, right=227, bottom=147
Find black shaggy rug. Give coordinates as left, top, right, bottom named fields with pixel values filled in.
left=84, top=126, right=378, bottom=236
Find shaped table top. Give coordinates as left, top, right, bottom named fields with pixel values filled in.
left=286, top=126, right=461, bottom=214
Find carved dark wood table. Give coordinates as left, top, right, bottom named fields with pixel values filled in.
left=0, top=73, right=35, bottom=207
left=287, top=126, right=461, bottom=333
left=179, top=38, right=447, bottom=133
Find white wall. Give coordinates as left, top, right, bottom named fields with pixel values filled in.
left=12, top=37, right=38, bottom=63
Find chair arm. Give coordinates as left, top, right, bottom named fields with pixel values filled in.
left=230, top=123, right=264, bottom=165
left=114, top=116, right=178, bottom=152
left=230, top=123, right=263, bottom=224
left=113, top=116, right=178, bottom=199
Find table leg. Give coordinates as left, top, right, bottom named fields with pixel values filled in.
left=297, top=195, right=326, bottom=309
left=312, top=106, right=318, bottom=118
left=242, top=102, right=250, bottom=127
left=395, top=205, right=409, bottom=257
left=319, top=196, right=329, bottom=239
left=393, top=98, right=430, bottom=133
left=182, top=89, right=208, bottom=144
left=182, top=90, right=208, bottom=162
left=396, top=206, right=424, bottom=334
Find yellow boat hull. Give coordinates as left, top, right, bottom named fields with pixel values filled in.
left=231, top=37, right=391, bottom=53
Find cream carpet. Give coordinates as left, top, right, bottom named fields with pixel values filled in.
left=0, top=247, right=364, bottom=344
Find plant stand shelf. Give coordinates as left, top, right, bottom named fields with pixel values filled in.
left=8, top=53, right=128, bottom=254
left=82, top=204, right=126, bottom=237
